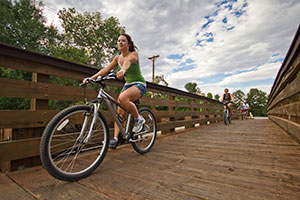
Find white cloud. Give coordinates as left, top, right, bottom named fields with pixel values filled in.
left=40, top=0, right=300, bottom=95
left=218, top=62, right=281, bottom=86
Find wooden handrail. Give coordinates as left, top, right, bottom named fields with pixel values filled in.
left=267, top=25, right=300, bottom=143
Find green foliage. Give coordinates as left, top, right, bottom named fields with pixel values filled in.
left=207, top=92, right=213, bottom=99
left=174, top=96, right=190, bottom=111
left=49, top=45, right=90, bottom=65
left=214, top=94, right=220, bottom=100
left=0, top=67, right=31, bottom=80
left=0, top=97, right=30, bottom=110
left=232, top=89, right=246, bottom=105
left=154, top=75, right=168, bottom=86
left=246, top=88, right=268, bottom=116
left=0, top=0, right=58, bottom=53
left=184, top=82, right=201, bottom=94
left=50, top=76, right=80, bottom=87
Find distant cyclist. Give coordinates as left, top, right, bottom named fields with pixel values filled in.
left=83, top=33, right=146, bottom=149
left=220, top=88, right=234, bottom=114
left=243, top=101, right=250, bottom=117
left=238, top=102, right=246, bottom=119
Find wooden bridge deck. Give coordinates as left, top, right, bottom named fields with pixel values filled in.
left=1, top=119, right=300, bottom=200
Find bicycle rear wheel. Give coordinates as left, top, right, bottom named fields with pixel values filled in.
left=131, top=107, right=157, bottom=154
left=40, top=105, right=109, bottom=182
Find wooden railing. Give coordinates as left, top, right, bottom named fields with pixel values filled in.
left=0, top=42, right=237, bottom=172
left=267, top=25, right=300, bottom=143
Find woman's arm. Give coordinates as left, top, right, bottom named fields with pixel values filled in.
left=83, top=56, right=118, bottom=83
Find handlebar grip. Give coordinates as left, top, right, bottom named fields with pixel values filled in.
left=79, top=78, right=95, bottom=86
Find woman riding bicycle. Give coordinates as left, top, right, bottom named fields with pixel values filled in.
left=83, top=33, right=146, bottom=148
left=220, top=88, right=234, bottom=114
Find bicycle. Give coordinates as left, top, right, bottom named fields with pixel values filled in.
left=40, top=73, right=157, bottom=182
left=224, top=103, right=231, bottom=125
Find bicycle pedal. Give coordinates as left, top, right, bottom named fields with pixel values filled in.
left=109, top=143, right=119, bottom=150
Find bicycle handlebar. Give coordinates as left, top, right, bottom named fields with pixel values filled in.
left=79, top=72, right=117, bottom=87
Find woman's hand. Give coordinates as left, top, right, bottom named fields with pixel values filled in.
left=82, top=77, right=91, bottom=84
left=117, top=69, right=126, bottom=79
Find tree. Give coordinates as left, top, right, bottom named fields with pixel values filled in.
left=207, top=92, right=213, bottom=99
left=56, top=8, right=125, bottom=67
left=154, top=75, right=168, bottom=86
left=0, top=0, right=58, bottom=53
left=185, top=82, right=201, bottom=94
left=214, top=94, right=220, bottom=100
left=246, top=88, right=268, bottom=116
left=232, top=89, right=245, bottom=105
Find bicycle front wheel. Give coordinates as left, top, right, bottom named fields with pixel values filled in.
left=40, top=105, right=109, bottom=182
left=224, top=110, right=229, bottom=125
left=131, top=107, right=157, bottom=154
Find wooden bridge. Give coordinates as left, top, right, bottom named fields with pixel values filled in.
left=1, top=118, right=300, bottom=200
left=0, top=25, right=299, bottom=199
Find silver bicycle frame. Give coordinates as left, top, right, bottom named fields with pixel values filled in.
left=96, top=88, right=132, bottom=137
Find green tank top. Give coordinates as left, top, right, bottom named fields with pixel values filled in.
left=118, top=56, right=146, bottom=85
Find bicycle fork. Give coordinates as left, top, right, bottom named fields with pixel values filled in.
left=77, top=103, right=100, bottom=144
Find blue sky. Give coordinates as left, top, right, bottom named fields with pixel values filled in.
left=41, top=0, right=300, bottom=96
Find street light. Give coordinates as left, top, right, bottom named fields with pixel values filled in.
left=148, top=55, right=159, bottom=83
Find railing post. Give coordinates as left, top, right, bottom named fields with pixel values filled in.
left=0, top=128, right=12, bottom=172
left=31, top=72, right=49, bottom=110
left=166, top=94, right=175, bottom=133
left=10, top=72, right=50, bottom=171
left=185, top=98, right=194, bottom=129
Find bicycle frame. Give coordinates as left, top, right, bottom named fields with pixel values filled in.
left=84, top=87, right=134, bottom=140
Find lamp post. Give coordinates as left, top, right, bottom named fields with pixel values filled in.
left=148, top=55, right=159, bottom=83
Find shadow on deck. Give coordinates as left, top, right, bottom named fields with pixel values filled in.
left=1, top=118, right=300, bottom=200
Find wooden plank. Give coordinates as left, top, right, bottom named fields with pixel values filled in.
left=175, top=100, right=191, bottom=107
left=0, top=110, right=58, bottom=129
left=268, top=74, right=300, bottom=110
left=0, top=77, right=97, bottom=101
left=288, top=119, right=300, bottom=142
left=7, top=167, right=112, bottom=199
left=157, top=117, right=222, bottom=134
left=0, top=129, right=12, bottom=172
left=269, top=115, right=300, bottom=142
left=0, top=109, right=113, bottom=129
left=0, top=137, right=40, bottom=163
left=141, top=96, right=175, bottom=107
left=0, top=54, right=93, bottom=80
left=268, top=101, right=300, bottom=116
left=0, top=174, right=36, bottom=200
left=1, top=118, right=300, bottom=199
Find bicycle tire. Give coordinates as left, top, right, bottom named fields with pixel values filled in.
left=131, top=107, right=157, bottom=154
left=40, top=105, right=109, bottom=182
left=224, top=109, right=229, bottom=125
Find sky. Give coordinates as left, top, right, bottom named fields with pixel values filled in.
left=40, top=0, right=300, bottom=97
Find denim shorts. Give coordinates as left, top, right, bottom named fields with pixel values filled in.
left=121, top=82, right=146, bottom=96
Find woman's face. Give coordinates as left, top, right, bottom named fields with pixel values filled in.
left=117, top=35, right=128, bottom=51
left=224, top=89, right=228, bottom=93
